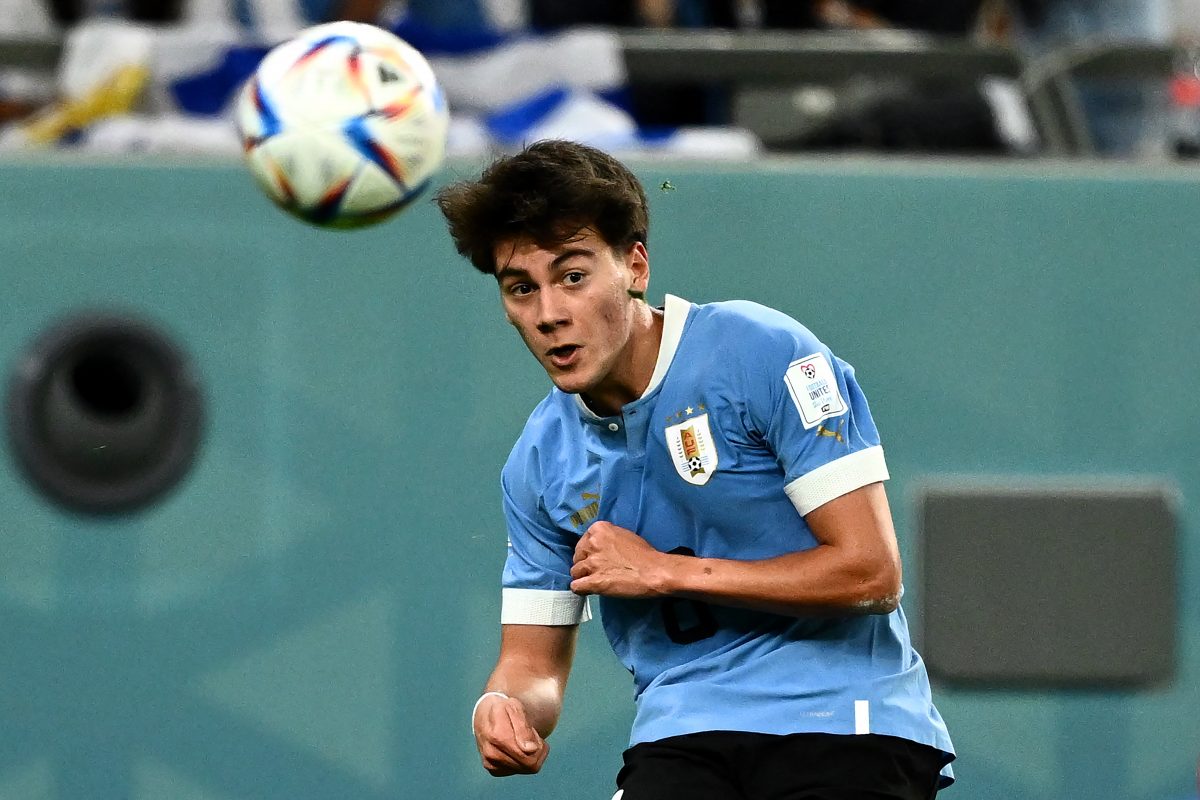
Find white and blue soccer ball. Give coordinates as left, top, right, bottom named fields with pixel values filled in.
left=235, top=21, right=449, bottom=228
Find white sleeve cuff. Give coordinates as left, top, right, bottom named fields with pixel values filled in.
left=784, top=445, right=889, bottom=516
left=501, top=588, right=592, bottom=625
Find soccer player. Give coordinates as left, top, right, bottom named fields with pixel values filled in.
left=436, top=140, right=955, bottom=799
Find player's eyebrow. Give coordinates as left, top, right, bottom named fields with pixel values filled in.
left=495, top=264, right=531, bottom=281
left=549, top=247, right=594, bottom=267
left=495, top=247, right=595, bottom=281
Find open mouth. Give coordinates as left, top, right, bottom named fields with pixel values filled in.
left=547, top=344, right=581, bottom=368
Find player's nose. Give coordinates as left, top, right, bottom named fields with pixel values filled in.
left=534, top=291, right=570, bottom=333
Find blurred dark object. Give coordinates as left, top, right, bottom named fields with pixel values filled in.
left=1005, top=0, right=1048, bottom=27
left=332, top=0, right=387, bottom=22
left=793, top=82, right=1008, bottom=153
left=672, top=1, right=821, bottom=28
left=0, top=99, right=41, bottom=125
left=6, top=311, right=205, bottom=516
left=528, top=0, right=1020, bottom=153
left=529, top=0, right=822, bottom=28
left=756, top=0, right=1011, bottom=153
left=529, top=0, right=641, bottom=29
left=43, top=0, right=185, bottom=24
left=848, top=0, right=988, bottom=34
left=530, top=1, right=823, bottom=127
left=125, top=0, right=184, bottom=21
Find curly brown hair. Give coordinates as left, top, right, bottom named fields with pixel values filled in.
left=434, top=140, right=649, bottom=275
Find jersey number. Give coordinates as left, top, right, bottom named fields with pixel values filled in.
left=660, top=547, right=718, bottom=644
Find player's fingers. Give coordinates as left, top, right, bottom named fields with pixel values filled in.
left=506, top=739, right=549, bottom=773
left=484, top=759, right=539, bottom=777
left=585, top=520, right=615, bottom=539
left=573, top=532, right=592, bottom=563
left=569, top=560, right=591, bottom=579
left=479, top=708, right=534, bottom=764
left=480, top=724, right=532, bottom=762
left=476, top=702, right=528, bottom=758
left=531, top=739, right=551, bottom=771
left=481, top=747, right=535, bottom=776
left=570, top=576, right=595, bottom=595
left=504, top=701, right=543, bottom=753
left=482, top=731, right=537, bottom=770
left=481, top=735, right=545, bottom=775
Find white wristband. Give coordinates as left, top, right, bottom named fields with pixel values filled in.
left=471, top=691, right=510, bottom=728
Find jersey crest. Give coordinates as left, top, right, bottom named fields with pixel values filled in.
left=665, top=413, right=719, bottom=485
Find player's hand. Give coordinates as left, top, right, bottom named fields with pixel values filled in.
left=571, top=521, right=669, bottom=598
left=472, top=693, right=550, bottom=777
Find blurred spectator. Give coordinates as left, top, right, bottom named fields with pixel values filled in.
left=0, top=0, right=56, bottom=121
left=523, top=0, right=1019, bottom=154
left=520, top=1, right=769, bottom=132
left=790, top=0, right=1015, bottom=154
left=1008, top=0, right=1172, bottom=157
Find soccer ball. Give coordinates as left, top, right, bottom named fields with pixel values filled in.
left=235, top=21, right=449, bottom=229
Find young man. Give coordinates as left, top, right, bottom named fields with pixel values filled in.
left=436, top=140, right=955, bottom=799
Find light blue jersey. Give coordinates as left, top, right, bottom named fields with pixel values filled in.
left=499, top=295, right=954, bottom=785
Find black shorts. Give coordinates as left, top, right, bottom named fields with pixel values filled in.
left=615, top=730, right=951, bottom=800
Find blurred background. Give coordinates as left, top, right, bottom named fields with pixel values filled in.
left=0, top=1, right=1198, bottom=799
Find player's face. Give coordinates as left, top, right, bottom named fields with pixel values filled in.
left=494, top=230, right=650, bottom=410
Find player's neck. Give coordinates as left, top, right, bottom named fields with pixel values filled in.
left=582, top=303, right=664, bottom=417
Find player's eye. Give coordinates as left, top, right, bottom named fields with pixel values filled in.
left=564, top=271, right=585, bottom=285
left=507, top=283, right=534, bottom=297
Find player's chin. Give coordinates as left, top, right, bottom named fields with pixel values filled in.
left=546, top=369, right=593, bottom=396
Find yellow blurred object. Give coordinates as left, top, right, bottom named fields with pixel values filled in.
left=17, top=64, right=151, bottom=146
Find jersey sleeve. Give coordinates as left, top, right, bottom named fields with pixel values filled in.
left=742, top=317, right=889, bottom=516
left=498, top=461, right=592, bottom=626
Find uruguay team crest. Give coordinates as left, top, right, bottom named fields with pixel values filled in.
left=665, top=413, right=719, bottom=485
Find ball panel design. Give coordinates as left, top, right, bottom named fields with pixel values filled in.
left=341, top=161, right=403, bottom=216
left=247, top=130, right=361, bottom=212
left=235, top=21, right=449, bottom=229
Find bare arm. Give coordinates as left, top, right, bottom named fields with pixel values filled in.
left=328, top=0, right=385, bottom=22
left=473, top=623, right=578, bottom=777
left=637, top=0, right=675, bottom=26
left=570, top=482, right=901, bottom=616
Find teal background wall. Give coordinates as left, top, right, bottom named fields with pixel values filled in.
left=0, top=156, right=1196, bottom=800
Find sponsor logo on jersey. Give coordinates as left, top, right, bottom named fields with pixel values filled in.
left=568, top=490, right=601, bottom=529
left=665, top=413, right=718, bottom=485
left=816, top=419, right=846, bottom=444
left=569, top=500, right=599, bottom=529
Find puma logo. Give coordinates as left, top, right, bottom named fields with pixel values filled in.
left=816, top=421, right=845, bottom=443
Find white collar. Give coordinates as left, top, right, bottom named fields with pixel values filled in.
left=645, top=293, right=690, bottom=395
left=574, top=293, right=691, bottom=419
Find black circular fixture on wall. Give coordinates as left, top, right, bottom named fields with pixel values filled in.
left=5, top=312, right=204, bottom=516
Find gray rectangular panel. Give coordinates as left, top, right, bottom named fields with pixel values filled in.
left=918, top=481, right=1178, bottom=688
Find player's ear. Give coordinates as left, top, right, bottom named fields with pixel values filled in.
left=627, top=242, right=649, bottom=295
